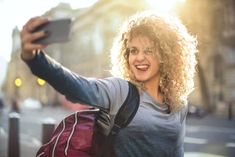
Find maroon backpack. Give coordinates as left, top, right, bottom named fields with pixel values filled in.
left=36, top=82, right=139, bottom=157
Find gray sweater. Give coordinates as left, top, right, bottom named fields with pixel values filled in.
left=25, top=51, right=187, bottom=157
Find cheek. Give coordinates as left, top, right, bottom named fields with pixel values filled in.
left=151, top=57, right=160, bottom=70
left=128, top=56, right=133, bottom=67
left=127, top=56, right=130, bottom=64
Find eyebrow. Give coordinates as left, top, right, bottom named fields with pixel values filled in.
left=127, top=46, right=137, bottom=49
left=127, top=46, right=155, bottom=50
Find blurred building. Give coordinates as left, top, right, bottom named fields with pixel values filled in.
left=179, top=0, right=235, bottom=112
left=3, top=0, right=235, bottom=114
left=2, top=0, right=148, bottom=106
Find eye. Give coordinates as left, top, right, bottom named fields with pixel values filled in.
left=144, top=49, right=154, bottom=55
left=129, top=48, right=138, bottom=55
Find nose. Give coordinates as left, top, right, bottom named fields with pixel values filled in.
left=135, top=51, right=145, bottom=61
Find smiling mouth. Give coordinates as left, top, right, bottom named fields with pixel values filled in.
left=135, top=65, right=149, bottom=71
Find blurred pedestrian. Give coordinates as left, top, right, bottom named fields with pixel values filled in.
left=20, top=11, right=197, bottom=157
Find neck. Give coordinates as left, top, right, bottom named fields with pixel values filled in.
left=143, top=77, right=164, bottom=104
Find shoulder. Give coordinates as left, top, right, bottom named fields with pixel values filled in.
left=95, top=77, right=130, bottom=114
left=94, top=77, right=129, bottom=91
left=179, top=105, right=188, bottom=123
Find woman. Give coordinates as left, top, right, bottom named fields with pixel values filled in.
left=20, top=11, right=197, bottom=157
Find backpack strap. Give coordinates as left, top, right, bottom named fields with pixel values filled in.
left=111, top=81, right=140, bottom=133
left=101, top=81, right=140, bottom=157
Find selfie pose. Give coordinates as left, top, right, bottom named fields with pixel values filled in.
left=20, top=11, right=197, bottom=157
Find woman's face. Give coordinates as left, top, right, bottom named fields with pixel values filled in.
left=127, top=35, right=161, bottom=84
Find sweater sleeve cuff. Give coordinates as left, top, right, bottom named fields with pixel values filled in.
left=22, top=49, right=44, bottom=65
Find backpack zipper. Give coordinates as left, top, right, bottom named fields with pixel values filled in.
left=52, top=119, right=66, bottom=157
left=65, top=112, right=78, bottom=155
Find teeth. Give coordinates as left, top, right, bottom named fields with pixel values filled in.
left=136, top=65, right=148, bottom=70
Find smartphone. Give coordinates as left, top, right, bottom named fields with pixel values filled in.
left=33, top=18, right=72, bottom=45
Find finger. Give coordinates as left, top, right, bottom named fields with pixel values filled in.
left=22, top=17, right=48, bottom=33
left=22, top=42, right=47, bottom=53
left=22, top=17, right=39, bottom=33
left=22, top=31, right=47, bottom=44
left=28, top=17, right=49, bottom=32
left=21, top=31, right=48, bottom=54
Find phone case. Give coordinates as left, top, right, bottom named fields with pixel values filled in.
left=33, top=18, right=72, bottom=45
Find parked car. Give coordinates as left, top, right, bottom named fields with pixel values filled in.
left=23, top=98, right=42, bottom=109
left=188, top=104, right=207, bottom=118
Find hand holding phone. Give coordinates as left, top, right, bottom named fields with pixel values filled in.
left=33, top=18, right=72, bottom=45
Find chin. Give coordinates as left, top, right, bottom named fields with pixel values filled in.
left=135, top=77, right=148, bottom=82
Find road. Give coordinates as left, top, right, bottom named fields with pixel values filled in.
left=0, top=106, right=73, bottom=157
left=1, top=106, right=235, bottom=157
left=184, top=115, right=235, bottom=157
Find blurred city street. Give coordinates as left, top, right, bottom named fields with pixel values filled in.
left=185, top=112, right=235, bottom=157
left=0, top=104, right=235, bottom=157
left=0, top=0, right=235, bottom=157
left=0, top=105, right=74, bottom=157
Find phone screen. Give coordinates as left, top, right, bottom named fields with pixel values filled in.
left=33, top=18, right=72, bottom=45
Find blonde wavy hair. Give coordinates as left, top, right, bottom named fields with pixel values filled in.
left=110, top=11, right=198, bottom=112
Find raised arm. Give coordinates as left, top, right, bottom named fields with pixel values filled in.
left=20, top=16, right=48, bottom=61
left=20, top=17, right=129, bottom=113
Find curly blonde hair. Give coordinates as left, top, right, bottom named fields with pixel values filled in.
left=110, top=11, right=198, bottom=112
